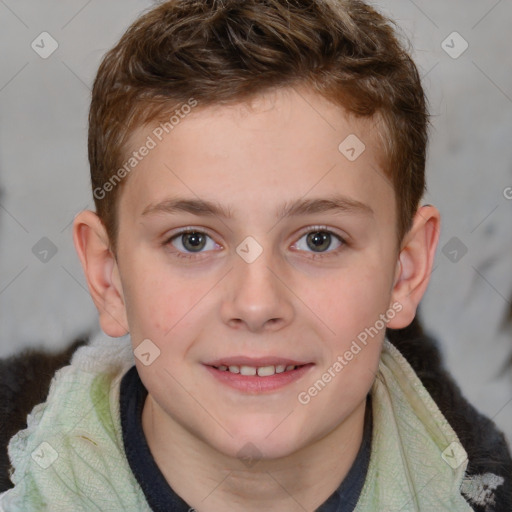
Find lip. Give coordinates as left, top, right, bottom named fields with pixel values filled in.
left=203, top=362, right=315, bottom=393
left=204, top=356, right=311, bottom=367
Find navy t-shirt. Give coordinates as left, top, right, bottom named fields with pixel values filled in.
left=120, top=365, right=372, bottom=511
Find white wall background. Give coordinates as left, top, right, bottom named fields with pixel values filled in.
left=0, top=0, right=511, bottom=443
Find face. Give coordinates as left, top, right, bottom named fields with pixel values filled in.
left=112, top=86, right=402, bottom=460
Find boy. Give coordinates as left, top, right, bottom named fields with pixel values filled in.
left=1, top=0, right=510, bottom=510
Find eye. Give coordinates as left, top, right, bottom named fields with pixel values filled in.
left=164, top=227, right=345, bottom=259
left=167, top=230, right=220, bottom=255
left=292, top=228, right=344, bottom=254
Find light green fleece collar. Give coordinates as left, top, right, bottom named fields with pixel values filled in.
left=355, top=341, right=473, bottom=511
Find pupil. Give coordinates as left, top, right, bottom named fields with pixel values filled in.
left=183, top=232, right=205, bottom=252
left=307, top=231, right=330, bottom=252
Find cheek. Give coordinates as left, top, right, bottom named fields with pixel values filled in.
left=300, top=261, right=393, bottom=341
left=121, top=259, right=218, bottom=354
left=121, top=272, right=167, bottom=337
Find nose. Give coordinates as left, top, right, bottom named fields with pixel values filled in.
left=220, top=247, right=295, bottom=333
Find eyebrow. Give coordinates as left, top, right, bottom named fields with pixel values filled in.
left=141, top=194, right=374, bottom=220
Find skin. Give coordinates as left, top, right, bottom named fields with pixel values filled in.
left=73, top=86, right=440, bottom=511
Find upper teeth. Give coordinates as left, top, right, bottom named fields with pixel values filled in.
left=216, top=364, right=296, bottom=376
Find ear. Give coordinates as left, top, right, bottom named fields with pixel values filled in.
left=72, top=210, right=129, bottom=337
left=387, top=205, right=440, bottom=329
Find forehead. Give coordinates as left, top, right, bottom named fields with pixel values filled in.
left=118, top=87, right=394, bottom=227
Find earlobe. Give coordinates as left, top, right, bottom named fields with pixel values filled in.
left=387, top=205, right=440, bottom=329
left=72, top=210, right=129, bottom=337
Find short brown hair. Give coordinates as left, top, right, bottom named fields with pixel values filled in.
left=88, top=0, right=428, bottom=255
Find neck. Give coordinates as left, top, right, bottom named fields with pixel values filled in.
left=142, top=396, right=368, bottom=512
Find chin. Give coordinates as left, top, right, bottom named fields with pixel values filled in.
left=209, top=417, right=309, bottom=462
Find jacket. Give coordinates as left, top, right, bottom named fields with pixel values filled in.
left=0, top=325, right=510, bottom=511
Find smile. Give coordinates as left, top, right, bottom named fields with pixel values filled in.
left=213, top=364, right=301, bottom=376
left=204, top=362, right=314, bottom=393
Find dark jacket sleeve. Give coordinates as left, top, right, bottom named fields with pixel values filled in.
left=0, top=337, right=88, bottom=492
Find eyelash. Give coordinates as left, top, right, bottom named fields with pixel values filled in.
left=163, top=226, right=347, bottom=260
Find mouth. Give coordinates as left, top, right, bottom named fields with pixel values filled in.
left=203, top=357, right=314, bottom=393
left=210, top=363, right=308, bottom=377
